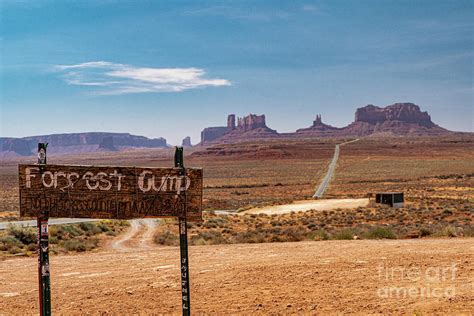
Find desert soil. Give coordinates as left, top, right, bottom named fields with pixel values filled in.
left=1, top=236, right=472, bottom=314
left=243, top=198, right=369, bottom=215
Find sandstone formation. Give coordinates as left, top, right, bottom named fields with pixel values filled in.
left=236, top=114, right=267, bottom=131
left=200, top=114, right=278, bottom=144
left=0, top=133, right=167, bottom=156
left=98, top=136, right=117, bottom=151
left=296, top=114, right=340, bottom=136
left=22, top=132, right=167, bottom=148
left=343, top=103, right=447, bottom=136
left=0, top=103, right=456, bottom=156
left=181, top=136, right=192, bottom=148
left=200, top=127, right=228, bottom=143
left=200, top=103, right=453, bottom=143
left=354, top=103, right=434, bottom=126
left=0, top=138, right=32, bottom=156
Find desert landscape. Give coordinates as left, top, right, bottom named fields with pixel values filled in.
left=1, top=1, right=473, bottom=313
left=1, top=107, right=473, bottom=313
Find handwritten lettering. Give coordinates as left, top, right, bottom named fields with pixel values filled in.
left=138, top=171, right=191, bottom=193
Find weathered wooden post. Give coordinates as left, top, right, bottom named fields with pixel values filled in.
left=175, top=146, right=191, bottom=315
left=37, top=143, right=51, bottom=316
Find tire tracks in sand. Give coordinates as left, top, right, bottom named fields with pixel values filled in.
left=110, top=219, right=158, bottom=252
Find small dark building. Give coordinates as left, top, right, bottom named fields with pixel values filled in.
left=375, top=192, right=404, bottom=208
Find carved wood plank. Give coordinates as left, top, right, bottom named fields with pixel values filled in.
left=19, top=164, right=202, bottom=220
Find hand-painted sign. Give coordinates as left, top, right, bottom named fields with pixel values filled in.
left=19, top=164, right=202, bottom=220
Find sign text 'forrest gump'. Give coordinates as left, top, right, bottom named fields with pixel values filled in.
left=19, top=164, right=203, bottom=220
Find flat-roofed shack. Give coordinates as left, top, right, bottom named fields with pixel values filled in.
left=375, top=192, right=404, bottom=208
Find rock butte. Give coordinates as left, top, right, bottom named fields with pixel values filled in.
left=0, top=103, right=464, bottom=156
left=200, top=103, right=455, bottom=144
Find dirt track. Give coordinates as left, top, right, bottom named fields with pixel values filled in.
left=243, top=198, right=369, bottom=215
left=110, top=219, right=157, bottom=251
left=1, top=238, right=472, bottom=314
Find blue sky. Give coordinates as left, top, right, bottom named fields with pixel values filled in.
left=1, top=0, right=472, bottom=145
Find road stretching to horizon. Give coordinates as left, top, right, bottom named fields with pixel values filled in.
left=313, top=139, right=359, bottom=198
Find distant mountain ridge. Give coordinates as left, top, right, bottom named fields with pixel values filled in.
left=0, top=132, right=167, bottom=156
left=1, top=103, right=464, bottom=156
left=200, top=103, right=454, bottom=144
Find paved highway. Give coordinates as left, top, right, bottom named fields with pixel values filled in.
left=313, top=139, right=359, bottom=198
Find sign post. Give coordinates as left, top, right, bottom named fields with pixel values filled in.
left=175, top=147, right=191, bottom=315
left=19, top=146, right=203, bottom=315
left=37, top=143, right=51, bottom=316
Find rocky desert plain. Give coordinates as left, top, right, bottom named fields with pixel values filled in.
left=0, top=103, right=473, bottom=314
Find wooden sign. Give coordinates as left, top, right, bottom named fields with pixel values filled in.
left=19, top=164, right=202, bottom=221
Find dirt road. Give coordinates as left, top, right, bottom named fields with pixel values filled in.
left=243, top=198, right=369, bottom=215
left=1, top=238, right=472, bottom=314
left=110, top=219, right=157, bottom=251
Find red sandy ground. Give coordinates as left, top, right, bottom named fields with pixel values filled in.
left=1, top=238, right=472, bottom=314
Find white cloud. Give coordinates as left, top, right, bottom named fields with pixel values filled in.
left=183, top=5, right=290, bottom=21
left=54, top=61, right=231, bottom=95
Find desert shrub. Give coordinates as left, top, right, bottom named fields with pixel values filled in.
left=61, top=238, right=99, bottom=252
left=79, top=222, right=102, bottom=235
left=307, top=230, right=330, bottom=241
left=463, top=226, right=474, bottom=237
left=117, top=220, right=131, bottom=227
left=235, top=230, right=266, bottom=244
left=8, top=246, right=22, bottom=254
left=0, top=236, right=23, bottom=251
left=419, top=228, right=432, bottom=237
left=60, top=225, right=82, bottom=237
left=191, top=230, right=227, bottom=245
left=307, top=223, right=317, bottom=230
left=49, top=226, right=58, bottom=237
left=270, top=220, right=280, bottom=227
left=155, top=230, right=179, bottom=246
left=7, top=225, right=37, bottom=245
left=62, top=240, right=87, bottom=252
left=364, top=227, right=397, bottom=239
left=97, top=222, right=112, bottom=233
left=436, top=226, right=457, bottom=237
left=442, top=209, right=453, bottom=216
left=333, top=229, right=354, bottom=240
left=281, top=227, right=305, bottom=242
left=26, top=243, right=37, bottom=251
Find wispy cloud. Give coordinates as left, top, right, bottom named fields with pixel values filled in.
left=54, top=61, right=231, bottom=95
left=183, top=5, right=290, bottom=21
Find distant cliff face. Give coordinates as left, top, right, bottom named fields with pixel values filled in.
left=0, top=132, right=167, bottom=156
left=344, top=103, right=445, bottom=136
left=23, top=132, right=167, bottom=148
left=0, top=138, right=32, bottom=156
left=199, top=103, right=452, bottom=144
left=354, top=103, right=435, bottom=127
left=181, top=136, right=192, bottom=147
left=200, top=114, right=278, bottom=144
left=296, top=114, right=340, bottom=134
left=236, top=114, right=267, bottom=131
left=201, top=127, right=228, bottom=143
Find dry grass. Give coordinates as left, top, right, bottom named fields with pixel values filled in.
left=154, top=200, right=473, bottom=246
left=0, top=220, right=129, bottom=258
left=1, top=135, right=473, bottom=246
